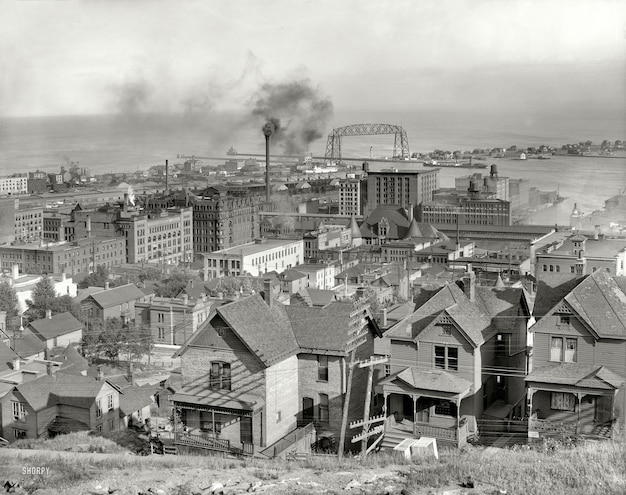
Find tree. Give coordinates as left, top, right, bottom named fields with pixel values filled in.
left=154, top=271, right=189, bottom=298
left=25, top=276, right=59, bottom=320
left=0, top=281, right=19, bottom=320
left=78, top=265, right=110, bottom=289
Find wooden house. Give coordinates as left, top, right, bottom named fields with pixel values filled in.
left=526, top=270, right=626, bottom=438
left=169, top=283, right=380, bottom=457
left=374, top=270, right=531, bottom=448
left=81, top=283, right=146, bottom=325
left=27, top=311, right=83, bottom=350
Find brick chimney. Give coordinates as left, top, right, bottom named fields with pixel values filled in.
left=263, top=279, right=273, bottom=307
left=462, top=268, right=476, bottom=302
left=46, top=309, right=52, bottom=319
left=127, top=362, right=135, bottom=387
left=182, top=294, right=189, bottom=306
left=104, top=281, right=110, bottom=290
left=12, top=356, right=20, bottom=371
left=96, top=364, right=103, bottom=381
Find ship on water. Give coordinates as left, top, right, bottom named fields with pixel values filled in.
left=424, top=157, right=487, bottom=169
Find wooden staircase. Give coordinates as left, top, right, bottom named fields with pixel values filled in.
left=380, top=428, right=415, bottom=450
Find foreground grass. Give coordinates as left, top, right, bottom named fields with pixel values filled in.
left=1, top=431, right=625, bottom=494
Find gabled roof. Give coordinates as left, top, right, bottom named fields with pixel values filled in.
left=170, top=384, right=264, bottom=411
left=0, top=340, right=19, bottom=373
left=87, top=283, right=145, bottom=309
left=526, top=364, right=624, bottom=390
left=386, top=283, right=490, bottom=347
left=51, top=345, right=90, bottom=374
left=216, top=294, right=299, bottom=367
left=475, top=286, right=527, bottom=333
left=28, top=312, right=83, bottom=341
left=287, top=302, right=355, bottom=354
left=118, top=386, right=157, bottom=416
left=8, top=328, right=47, bottom=359
left=360, top=206, right=411, bottom=240
left=295, top=287, right=336, bottom=307
left=280, top=269, right=307, bottom=282
left=533, top=270, right=626, bottom=339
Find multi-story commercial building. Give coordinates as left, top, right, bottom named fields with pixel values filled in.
left=66, top=201, right=193, bottom=265
left=14, top=206, right=44, bottom=243
left=145, top=186, right=261, bottom=256
left=0, top=174, right=28, bottom=196
left=455, top=165, right=509, bottom=202
left=338, top=176, right=364, bottom=216
left=363, top=165, right=439, bottom=215
left=0, top=237, right=126, bottom=276
left=203, top=238, right=303, bottom=279
left=419, top=198, right=511, bottom=227
left=509, top=178, right=530, bottom=210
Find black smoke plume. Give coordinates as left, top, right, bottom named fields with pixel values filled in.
left=251, top=78, right=333, bottom=155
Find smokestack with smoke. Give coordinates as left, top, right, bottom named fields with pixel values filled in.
left=263, top=121, right=277, bottom=206
left=251, top=78, right=333, bottom=155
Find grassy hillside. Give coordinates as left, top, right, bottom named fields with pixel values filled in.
left=1, top=431, right=625, bottom=494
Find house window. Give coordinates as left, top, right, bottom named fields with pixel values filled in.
left=384, top=364, right=391, bottom=377
left=434, top=346, right=458, bottom=371
left=96, top=424, right=102, bottom=432
left=11, top=401, right=26, bottom=421
left=209, top=362, right=231, bottom=390
left=550, top=337, right=577, bottom=362
left=317, top=355, right=329, bottom=381
left=109, top=419, right=115, bottom=430
left=434, top=401, right=456, bottom=417
left=158, top=327, right=165, bottom=339
left=96, top=399, right=102, bottom=419
left=551, top=392, right=575, bottom=411
left=559, top=315, right=570, bottom=325
left=157, top=313, right=164, bottom=323
left=319, top=393, right=329, bottom=423
left=14, top=429, right=27, bottom=439
left=107, top=394, right=114, bottom=411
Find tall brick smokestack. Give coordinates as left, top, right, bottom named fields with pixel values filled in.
left=165, top=159, right=169, bottom=191
left=263, top=122, right=275, bottom=206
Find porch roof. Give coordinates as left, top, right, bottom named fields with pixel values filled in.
left=525, top=364, right=624, bottom=390
left=169, top=384, right=264, bottom=412
left=379, top=367, right=472, bottom=397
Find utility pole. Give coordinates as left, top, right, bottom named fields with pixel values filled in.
left=338, top=299, right=371, bottom=458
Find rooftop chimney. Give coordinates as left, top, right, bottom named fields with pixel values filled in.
left=104, top=281, right=110, bottom=290
left=86, top=215, right=92, bottom=238
left=462, top=268, right=476, bottom=302
left=46, top=309, right=52, bottom=319
left=127, top=362, right=135, bottom=387
left=182, top=293, right=189, bottom=306
left=382, top=307, right=388, bottom=327
left=12, top=356, right=20, bottom=371
left=263, top=279, right=273, bottom=307
left=96, top=365, right=103, bottom=381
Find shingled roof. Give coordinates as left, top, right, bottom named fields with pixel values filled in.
left=28, top=312, right=83, bottom=341
left=88, top=283, right=145, bottom=309
left=177, top=294, right=379, bottom=364
left=533, top=270, right=626, bottom=339
left=216, top=294, right=299, bottom=367
left=118, top=386, right=156, bottom=416
left=385, top=283, right=490, bottom=347
left=15, top=372, right=117, bottom=411
left=526, top=364, right=624, bottom=390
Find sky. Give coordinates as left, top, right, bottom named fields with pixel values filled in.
left=0, top=0, right=625, bottom=118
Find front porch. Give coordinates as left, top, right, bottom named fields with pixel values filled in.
left=526, top=364, right=624, bottom=440
left=169, top=387, right=263, bottom=457
left=376, top=368, right=475, bottom=448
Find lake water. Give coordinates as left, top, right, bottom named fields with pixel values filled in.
left=0, top=110, right=624, bottom=225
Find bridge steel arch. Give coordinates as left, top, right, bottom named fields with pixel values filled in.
left=324, top=123, right=410, bottom=163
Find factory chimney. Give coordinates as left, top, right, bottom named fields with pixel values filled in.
left=263, top=122, right=275, bottom=206
left=165, top=160, right=169, bottom=191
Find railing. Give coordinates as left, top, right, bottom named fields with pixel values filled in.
left=529, top=418, right=577, bottom=435
left=175, top=432, right=230, bottom=452
left=414, top=424, right=457, bottom=440
left=261, top=422, right=316, bottom=458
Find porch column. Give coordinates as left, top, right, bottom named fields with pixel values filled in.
left=383, top=392, right=389, bottom=417
left=212, top=410, right=215, bottom=437
left=576, top=393, right=583, bottom=434
left=412, top=396, right=418, bottom=436
left=456, top=397, right=461, bottom=447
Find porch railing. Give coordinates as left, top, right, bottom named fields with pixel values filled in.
left=414, top=423, right=457, bottom=440
left=175, top=432, right=230, bottom=452
left=529, top=418, right=577, bottom=435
